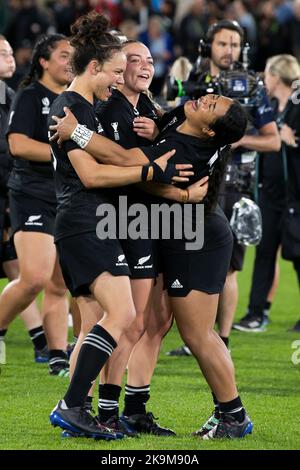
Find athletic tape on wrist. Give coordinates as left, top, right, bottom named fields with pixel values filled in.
left=71, top=124, right=93, bottom=149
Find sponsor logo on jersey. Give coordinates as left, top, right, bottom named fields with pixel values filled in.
left=42, top=97, right=50, bottom=114
left=134, top=254, right=153, bottom=270
left=171, top=279, right=183, bottom=288
left=25, top=215, right=43, bottom=226
left=111, top=122, right=120, bottom=141
left=95, top=117, right=104, bottom=134
left=116, top=254, right=128, bottom=267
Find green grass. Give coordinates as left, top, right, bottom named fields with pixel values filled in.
left=1, top=247, right=300, bottom=450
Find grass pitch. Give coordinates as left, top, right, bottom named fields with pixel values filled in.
left=0, top=247, right=300, bottom=450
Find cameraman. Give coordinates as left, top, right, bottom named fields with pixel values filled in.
left=168, top=20, right=280, bottom=356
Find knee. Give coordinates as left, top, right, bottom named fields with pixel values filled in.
left=19, top=276, right=48, bottom=297
left=120, top=307, right=136, bottom=332
left=45, top=280, right=67, bottom=298
left=125, top=311, right=147, bottom=342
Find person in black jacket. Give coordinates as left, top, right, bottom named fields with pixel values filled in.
left=234, top=54, right=300, bottom=333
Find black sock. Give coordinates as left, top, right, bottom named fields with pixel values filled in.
left=49, top=349, right=68, bottom=363
left=219, top=396, right=245, bottom=423
left=64, top=324, right=117, bottom=408
left=28, top=326, right=47, bottom=350
left=84, top=396, right=93, bottom=412
left=211, top=392, right=220, bottom=418
left=0, top=329, right=8, bottom=340
left=98, top=383, right=122, bottom=422
left=123, top=384, right=150, bottom=416
left=219, top=335, right=229, bottom=348
left=264, top=301, right=271, bottom=315
left=0, top=330, right=7, bottom=341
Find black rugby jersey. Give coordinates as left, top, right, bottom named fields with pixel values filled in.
left=0, top=83, right=14, bottom=194
left=49, top=90, right=114, bottom=241
left=7, top=81, right=57, bottom=203
left=95, top=89, right=160, bottom=149
left=140, top=107, right=232, bottom=252
left=95, top=90, right=160, bottom=205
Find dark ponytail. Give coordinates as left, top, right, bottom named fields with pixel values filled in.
left=20, top=34, right=66, bottom=89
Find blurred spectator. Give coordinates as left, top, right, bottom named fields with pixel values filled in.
left=118, top=18, right=139, bottom=40
left=48, top=0, right=77, bottom=36
left=177, top=0, right=210, bottom=62
left=4, top=0, right=54, bottom=49
left=91, top=0, right=123, bottom=27
left=273, top=0, right=294, bottom=25
left=5, top=39, right=31, bottom=90
left=121, top=0, right=151, bottom=33
left=288, top=0, right=300, bottom=61
left=158, top=0, right=177, bottom=32
left=230, top=1, right=257, bottom=46
left=140, top=14, right=173, bottom=95
left=254, top=0, right=292, bottom=71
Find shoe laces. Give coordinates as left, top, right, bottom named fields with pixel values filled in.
left=213, top=413, right=238, bottom=438
left=143, top=412, right=162, bottom=431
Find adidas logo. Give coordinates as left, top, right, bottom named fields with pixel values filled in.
left=171, top=279, right=183, bottom=288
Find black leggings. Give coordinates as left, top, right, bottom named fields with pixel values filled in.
left=248, top=191, right=300, bottom=313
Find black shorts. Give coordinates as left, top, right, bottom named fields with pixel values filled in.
left=56, top=231, right=131, bottom=297
left=218, top=187, right=246, bottom=271
left=120, top=238, right=157, bottom=279
left=162, top=241, right=233, bottom=297
left=0, top=194, right=17, bottom=273
left=9, top=190, right=56, bottom=237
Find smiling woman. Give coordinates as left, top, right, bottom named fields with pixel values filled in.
left=0, top=33, right=73, bottom=378
left=48, top=12, right=193, bottom=441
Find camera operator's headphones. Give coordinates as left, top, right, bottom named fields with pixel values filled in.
left=199, top=20, right=244, bottom=58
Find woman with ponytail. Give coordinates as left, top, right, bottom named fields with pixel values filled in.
left=48, top=11, right=192, bottom=440
left=0, top=34, right=73, bottom=376
left=51, top=86, right=254, bottom=439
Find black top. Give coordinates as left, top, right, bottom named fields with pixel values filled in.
left=140, top=107, right=232, bottom=252
left=95, top=90, right=160, bottom=202
left=6, top=81, right=57, bottom=203
left=95, top=90, right=160, bottom=149
left=0, top=83, right=14, bottom=194
left=142, top=105, right=220, bottom=187
left=260, top=97, right=300, bottom=205
left=283, top=98, right=300, bottom=202
left=49, top=90, right=115, bottom=241
left=259, top=98, right=286, bottom=207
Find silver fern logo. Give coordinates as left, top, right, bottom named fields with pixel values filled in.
left=137, top=255, right=151, bottom=265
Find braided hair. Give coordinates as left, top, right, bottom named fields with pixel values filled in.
left=20, top=34, right=67, bottom=89
left=70, top=12, right=122, bottom=75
